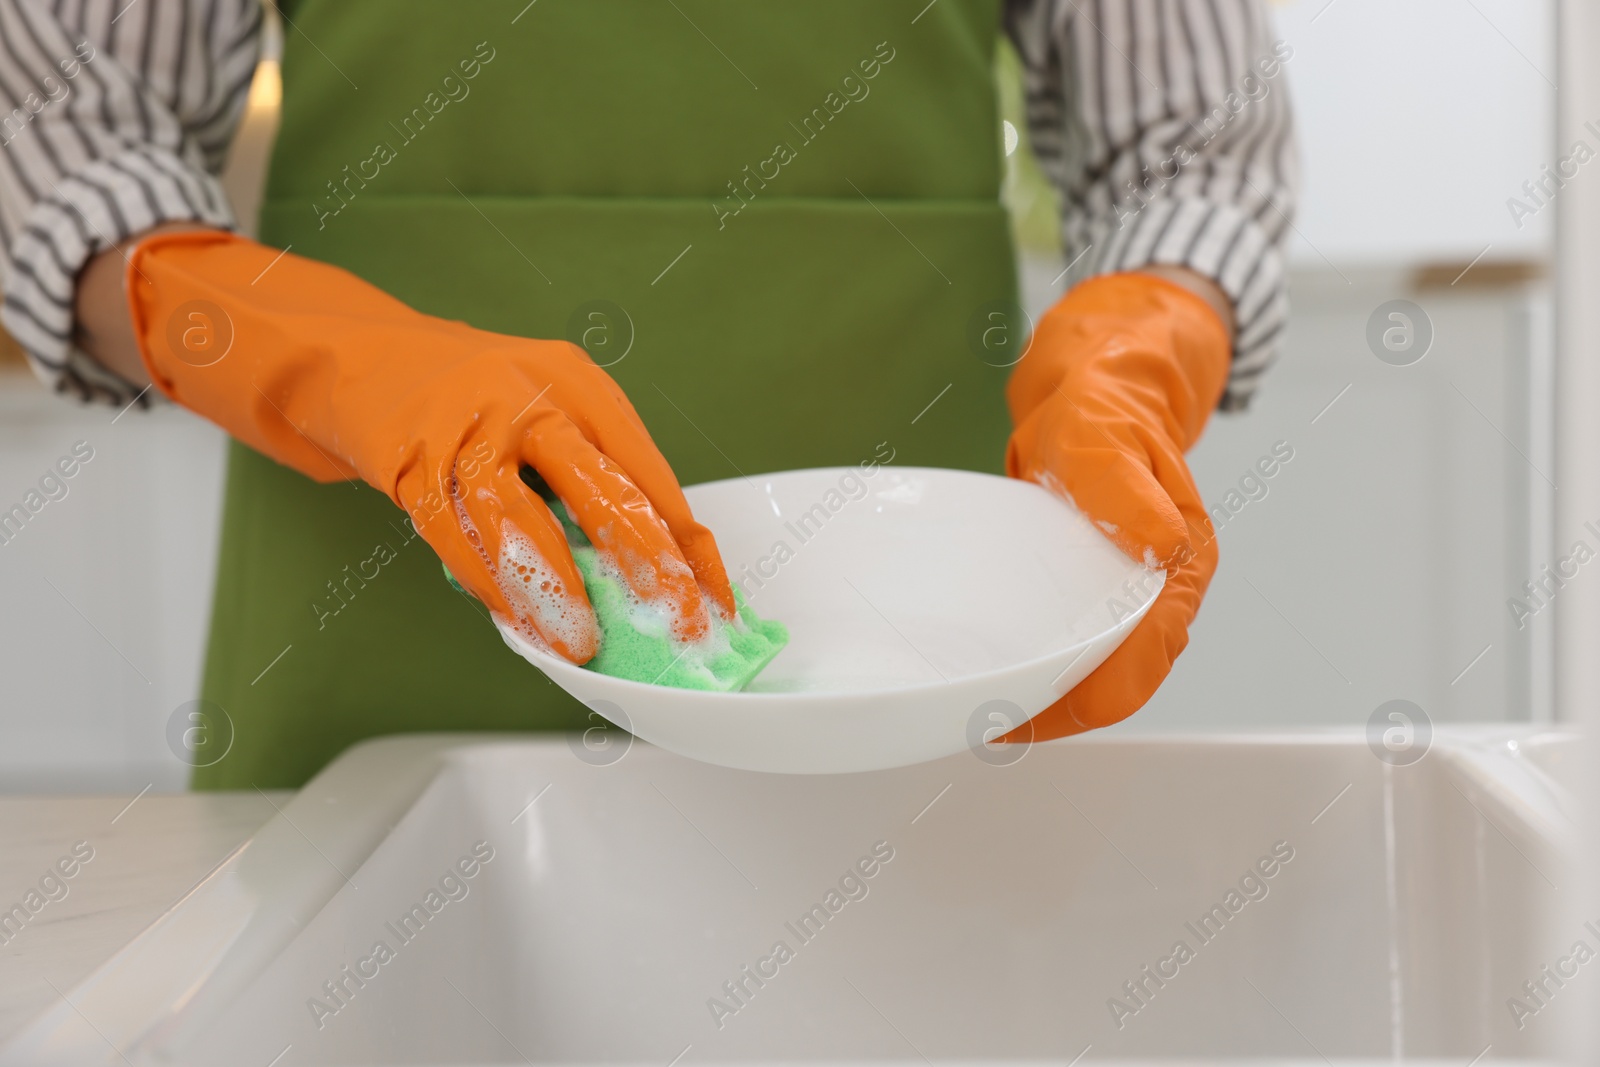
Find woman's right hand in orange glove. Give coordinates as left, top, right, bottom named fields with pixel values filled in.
left=124, top=230, right=735, bottom=663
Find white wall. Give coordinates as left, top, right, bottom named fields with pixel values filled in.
left=1276, top=0, right=1555, bottom=265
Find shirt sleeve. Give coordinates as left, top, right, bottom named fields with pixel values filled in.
left=0, top=0, right=262, bottom=407
left=1004, top=0, right=1299, bottom=411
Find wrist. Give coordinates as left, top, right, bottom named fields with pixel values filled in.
left=82, top=222, right=217, bottom=388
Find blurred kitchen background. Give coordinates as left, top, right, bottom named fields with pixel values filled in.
left=0, top=0, right=1558, bottom=790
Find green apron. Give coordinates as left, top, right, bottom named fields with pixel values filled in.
left=195, top=0, right=1018, bottom=788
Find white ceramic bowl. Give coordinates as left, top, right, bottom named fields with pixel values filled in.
left=499, top=466, right=1162, bottom=773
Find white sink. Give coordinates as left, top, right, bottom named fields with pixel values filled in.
left=2, top=729, right=1575, bottom=1066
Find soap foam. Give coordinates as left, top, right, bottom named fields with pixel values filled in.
left=590, top=547, right=733, bottom=680
left=573, top=539, right=787, bottom=691
left=551, top=505, right=786, bottom=692
left=442, top=481, right=600, bottom=654
left=496, top=521, right=599, bottom=655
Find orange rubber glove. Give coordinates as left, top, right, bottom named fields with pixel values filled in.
left=125, top=231, right=735, bottom=662
left=1004, top=272, right=1231, bottom=739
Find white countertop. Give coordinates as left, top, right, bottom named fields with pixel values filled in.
left=0, top=792, right=288, bottom=1044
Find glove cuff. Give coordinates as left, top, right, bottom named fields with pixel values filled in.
left=1008, top=271, right=1232, bottom=453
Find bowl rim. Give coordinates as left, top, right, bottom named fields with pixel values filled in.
left=498, top=465, right=1164, bottom=704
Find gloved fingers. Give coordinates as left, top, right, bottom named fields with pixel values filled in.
left=1003, top=520, right=1218, bottom=741
left=455, top=449, right=602, bottom=664
left=1011, top=435, right=1190, bottom=572
left=570, top=387, right=737, bottom=617
left=520, top=404, right=712, bottom=643
left=540, top=357, right=737, bottom=619
left=1010, top=398, right=1191, bottom=569
left=399, top=443, right=599, bottom=663
left=1054, top=446, right=1187, bottom=568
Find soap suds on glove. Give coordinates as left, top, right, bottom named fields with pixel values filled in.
left=564, top=519, right=788, bottom=692
left=449, top=506, right=787, bottom=692
left=496, top=520, right=599, bottom=655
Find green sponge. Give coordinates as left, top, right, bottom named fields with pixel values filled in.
left=567, top=537, right=788, bottom=691
left=445, top=492, right=787, bottom=692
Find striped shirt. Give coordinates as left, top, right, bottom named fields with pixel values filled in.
left=0, top=0, right=1294, bottom=411
left=1005, top=0, right=1297, bottom=409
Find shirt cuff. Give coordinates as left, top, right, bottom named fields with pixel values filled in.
left=1, top=145, right=235, bottom=406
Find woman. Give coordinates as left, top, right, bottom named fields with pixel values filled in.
left=0, top=0, right=1296, bottom=787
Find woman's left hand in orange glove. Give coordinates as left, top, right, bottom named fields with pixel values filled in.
left=1004, top=270, right=1233, bottom=739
